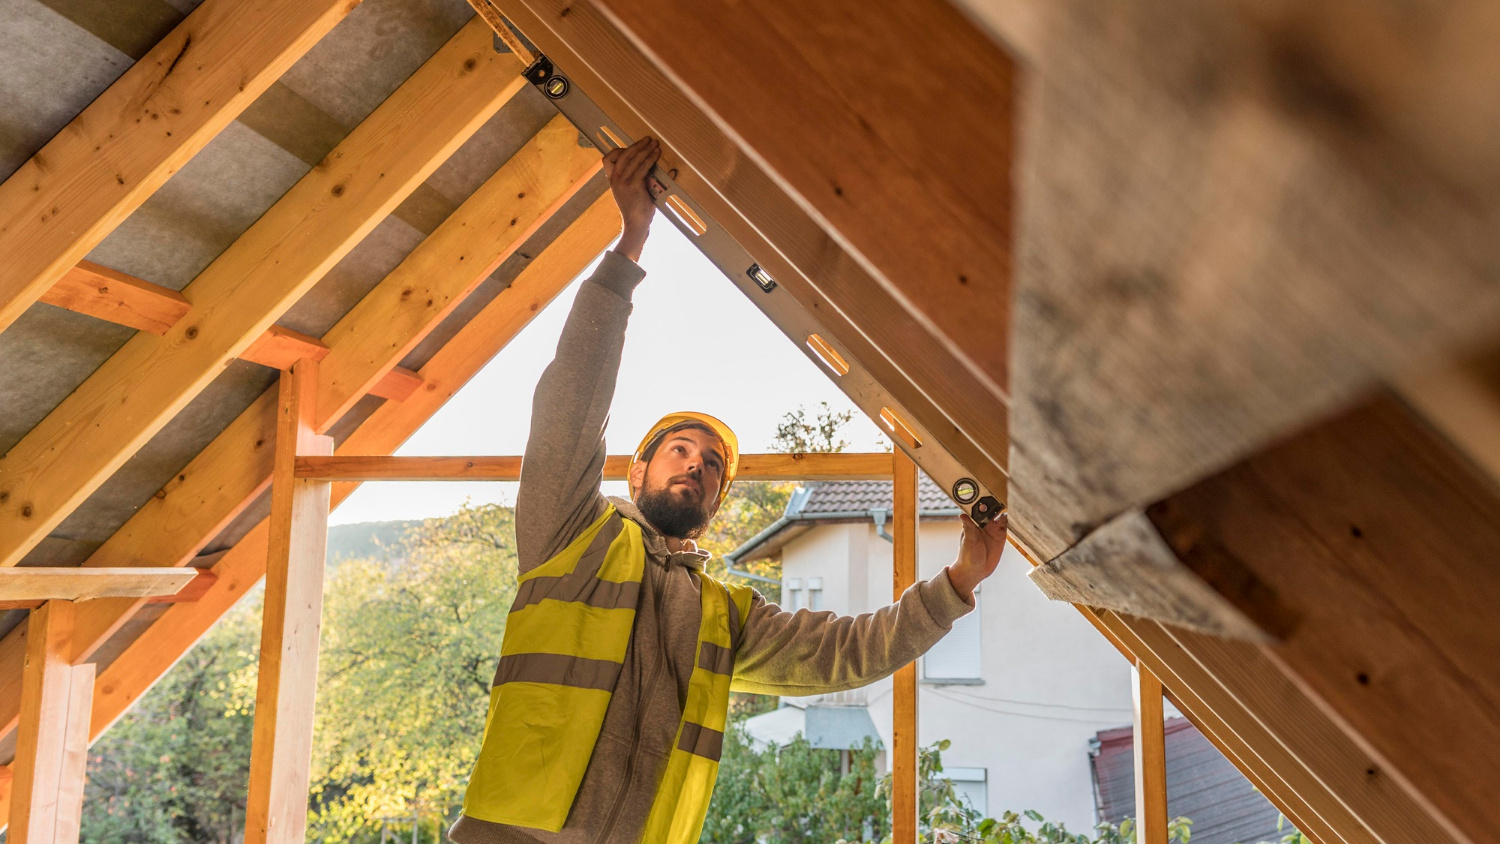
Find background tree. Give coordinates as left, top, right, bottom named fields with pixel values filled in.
left=81, top=596, right=261, bottom=843
left=308, top=504, right=519, bottom=841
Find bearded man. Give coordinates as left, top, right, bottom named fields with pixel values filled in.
left=450, top=137, right=1008, bottom=844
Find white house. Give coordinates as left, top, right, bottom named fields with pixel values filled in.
left=727, top=476, right=1140, bottom=832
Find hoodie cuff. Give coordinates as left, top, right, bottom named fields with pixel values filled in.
left=918, top=568, right=976, bottom=629
left=591, top=250, right=647, bottom=300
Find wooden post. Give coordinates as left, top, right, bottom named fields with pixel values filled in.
left=1133, top=662, right=1168, bottom=844
left=10, top=600, right=92, bottom=843
left=891, top=450, right=919, bottom=843
left=245, top=360, right=334, bottom=844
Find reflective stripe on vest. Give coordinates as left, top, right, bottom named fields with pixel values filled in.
left=461, top=507, right=643, bottom=832
left=460, top=505, right=755, bottom=839
left=641, top=574, right=754, bottom=844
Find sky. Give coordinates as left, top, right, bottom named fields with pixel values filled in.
left=330, top=215, right=889, bottom=525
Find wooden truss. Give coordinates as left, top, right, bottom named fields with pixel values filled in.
left=3, top=1, right=1500, bottom=844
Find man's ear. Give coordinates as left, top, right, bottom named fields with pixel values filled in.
left=628, top=458, right=647, bottom=498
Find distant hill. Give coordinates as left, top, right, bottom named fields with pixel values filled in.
left=327, top=520, right=423, bottom=565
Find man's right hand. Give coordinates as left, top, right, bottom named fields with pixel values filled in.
left=602, top=136, right=661, bottom=263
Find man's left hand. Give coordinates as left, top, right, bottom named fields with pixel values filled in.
left=946, top=511, right=1008, bottom=601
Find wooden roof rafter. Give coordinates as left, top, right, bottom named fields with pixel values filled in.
left=0, top=113, right=604, bottom=743
left=0, top=17, right=524, bottom=570
left=0, top=0, right=359, bottom=334
left=0, top=192, right=626, bottom=822
left=487, top=0, right=1014, bottom=509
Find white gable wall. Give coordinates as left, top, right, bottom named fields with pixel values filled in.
left=774, top=518, right=1137, bottom=833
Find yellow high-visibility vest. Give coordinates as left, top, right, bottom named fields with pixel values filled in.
left=462, top=505, right=754, bottom=841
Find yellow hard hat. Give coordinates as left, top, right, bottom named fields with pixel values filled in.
left=630, top=411, right=739, bottom=508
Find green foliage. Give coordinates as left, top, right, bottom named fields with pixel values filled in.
left=704, top=733, right=1194, bottom=844
left=308, top=504, right=519, bottom=841
left=772, top=401, right=856, bottom=455
left=81, top=596, right=262, bottom=843
left=701, top=726, right=888, bottom=844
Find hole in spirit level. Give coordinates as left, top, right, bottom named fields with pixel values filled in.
left=806, top=334, right=850, bottom=376
left=665, top=195, right=708, bottom=236
left=879, top=407, right=922, bottom=449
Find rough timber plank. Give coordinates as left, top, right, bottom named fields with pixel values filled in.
left=244, top=361, right=332, bottom=844
left=0, top=568, right=196, bottom=601
left=994, top=0, right=1500, bottom=560
left=0, top=0, right=357, bottom=334
left=40, top=262, right=192, bottom=335
left=0, top=120, right=599, bottom=745
left=0, top=18, right=522, bottom=569
left=1395, top=347, right=1500, bottom=489
left=81, top=194, right=620, bottom=754
left=1028, top=510, right=1279, bottom=641
left=1137, top=394, right=1500, bottom=844
left=493, top=0, right=1011, bottom=503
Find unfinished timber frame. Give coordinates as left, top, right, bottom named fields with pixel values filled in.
left=5, top=2, right=1500, bottom=844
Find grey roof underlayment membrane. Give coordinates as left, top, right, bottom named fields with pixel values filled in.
left=0, top=0, right=602, bottom=667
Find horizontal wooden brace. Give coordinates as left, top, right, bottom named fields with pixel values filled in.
left=42, top=272, right=427, bottom=401
left=295, top=452, right=896, bottom=482
left=39, top=262, right=192, bottom=335
left=0, top=567, right=197, bottom=602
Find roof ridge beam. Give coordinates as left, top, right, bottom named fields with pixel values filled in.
left=0, top=0, right=358, bottom=334
left=0, top=17, right=524, bottom=569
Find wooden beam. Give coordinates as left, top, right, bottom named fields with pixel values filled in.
left=1027, top=510, right=1283, bottom=642
left=0, top=0, right=356, bottom=335
left=39, top=262, right=192, bottom=335
left=240, top=325, right=332, bottom=370
left=589, top=0, right=1013, bottom=399
left=1133, top=394, right=1500, bottom=844
left=54, top=663, right=93, bottom=844
left=891, top=450, right=918, bottom=843
left=244, top=361, right=332, bottom=844
left=1153, top=621, right=1460, bottom=844
left=366, top=366, right=424, bottom=403
left=8, top=601, right=91, bottom=843
left=492, top=0, right=1010, bottom=506
left=0, top=126, right=606, bottom=745
left=42, top=269, right=428, bottom=401
left=76, top=196, right=620, bottom=769
left=0, top=17, right=524, bottom=570
left=1394, top=347, right=1500, bottom=487
left=0, top=568, right=197, bottom=602
left=293, top=451, right=895, bottom=482
left=1114, top=616, right=1356, bottom=844
left=144, top=569, right=219, bottom=604
left=1011, top=528, right=1439, bottom=844
left=312, top=115, right=598, bottom=427
left=1132, top=664, right=1168, bottom=844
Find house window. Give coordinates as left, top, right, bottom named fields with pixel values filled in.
left=786, top=578, right=804, bottom=611
left=807, top=577, right=824, bottom=611
left=923, top=590, right=982, bottom=682
left=944, top=767, right=988, bottom=817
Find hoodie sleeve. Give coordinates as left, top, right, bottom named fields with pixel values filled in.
left=730, top=568, right=975, bottom=696
left=514, top=250, right=645, bottom=573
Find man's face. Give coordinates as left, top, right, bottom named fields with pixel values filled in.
left=631, top=427, right=725, bottom=539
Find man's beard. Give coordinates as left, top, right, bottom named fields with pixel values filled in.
left=636, top=484, right=713, bottom=540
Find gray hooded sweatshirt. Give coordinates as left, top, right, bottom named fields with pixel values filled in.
left=449, top=251, right=974, bottom=844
